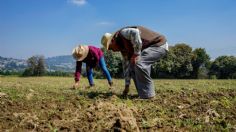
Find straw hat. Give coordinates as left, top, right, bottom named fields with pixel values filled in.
left=72, top=45, right=89, bottom=61
left=101, top=33, right=113, bottom=50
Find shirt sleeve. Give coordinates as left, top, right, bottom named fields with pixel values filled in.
left=122, top=57, right=131, bottom=86
left=74, top=61, right=82, bottom=82
left=120, top=28, right=142, bottom=55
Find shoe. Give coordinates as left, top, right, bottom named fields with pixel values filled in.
left=122, top=88, right=129, bottom=96
left=86, top=84, right=95, bottom=88
left=109, top=81, right=113, bottom=87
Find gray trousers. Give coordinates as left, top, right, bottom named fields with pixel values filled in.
left=131, top=45, right=167, bottom=99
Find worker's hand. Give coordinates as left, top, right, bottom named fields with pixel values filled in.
left=131, top=54, right=140, bottom=64
left=72, top=82, right=80, bottom=89
left=122, top=85, right=130, bottom=96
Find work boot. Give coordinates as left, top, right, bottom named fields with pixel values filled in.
left=122, top=85, right=130, bottom=96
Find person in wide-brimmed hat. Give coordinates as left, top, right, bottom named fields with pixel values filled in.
left=101, top=26, right=168, bottom=99
left=72, top=45, right=113, bottom=88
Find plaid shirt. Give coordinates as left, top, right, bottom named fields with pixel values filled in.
left=120, top=28, right=142, bottom=85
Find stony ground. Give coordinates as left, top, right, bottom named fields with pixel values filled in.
left=0, top=77, right=236, bottom=131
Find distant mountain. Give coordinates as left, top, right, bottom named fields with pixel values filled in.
left=0, top=55, right=76, bottom=72
left=0, top=56, right=27, bottom=72
left=46, top=55, right=76, bottom=72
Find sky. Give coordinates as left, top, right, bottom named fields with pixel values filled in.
left=0, top=0, right=236, bottom=59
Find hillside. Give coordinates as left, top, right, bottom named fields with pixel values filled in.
left=0, top=55, right=76, bottom=72
left=46, top=55, right=75, bottom=72
left=0, top=56, right=27, bottom=72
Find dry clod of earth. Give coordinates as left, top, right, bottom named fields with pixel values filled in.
left=84, top=101, right=140, bottom=131
left=0, top=92, right=8, bottom=98
left=206, top=109, right=220, bottom=118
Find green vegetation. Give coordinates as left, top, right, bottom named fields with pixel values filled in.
left=1, top=43, right=236, bottom=79
left=0, top=77, right=235, bottom=131
left=102, top=43, right=236, bottom=79
left=22, top=55, right=46, bottom=76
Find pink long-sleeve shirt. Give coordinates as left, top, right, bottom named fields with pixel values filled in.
left=74, top=46, right=103, bottom=82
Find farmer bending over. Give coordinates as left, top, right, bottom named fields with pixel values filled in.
left=72, top=45, right=113, bottom=88
left=101, top=26, right=168, bottom=99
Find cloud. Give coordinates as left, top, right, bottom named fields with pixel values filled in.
left=70, top=0, right=87, bottom=6
left=96, top=21, right=114, bottom=26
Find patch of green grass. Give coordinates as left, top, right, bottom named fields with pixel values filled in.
left=0, top=86, right=25, bottom=100
left=220, top=97, right=233, bottom=109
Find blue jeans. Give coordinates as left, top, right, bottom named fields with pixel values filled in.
left=87, top=57, right=112, bottom=86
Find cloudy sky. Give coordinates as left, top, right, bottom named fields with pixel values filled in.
left=0, top=0, right=236, bottom=59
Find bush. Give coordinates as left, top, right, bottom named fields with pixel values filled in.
left=209, top=75, right=217, bottom=79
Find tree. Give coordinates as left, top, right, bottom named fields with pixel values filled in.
left=101, top=47, right=123, bottom=78
left=210, top=56, right=236, bottom=79
left=151, top=47, right=175, bottom=78
left=152, top=43, right=194, bottom=78
left=28, top=56, right=37, bottom=75
left=22, top=55, right=46, bottom=76
left=37, top=56, right=46, bottom=76
left=191, top=48, right=210, bottom=78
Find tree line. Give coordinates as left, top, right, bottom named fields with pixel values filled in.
left=102, top=43, right=236, bottom=79
left=1, top=43, right=235, bottom=79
